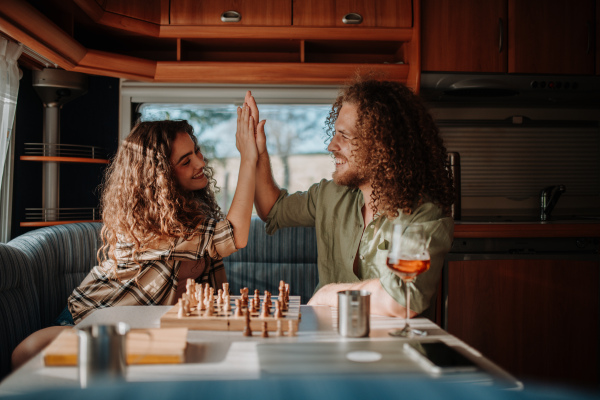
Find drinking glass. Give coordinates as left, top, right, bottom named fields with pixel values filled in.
left=386, top=223, right=431, bottom=337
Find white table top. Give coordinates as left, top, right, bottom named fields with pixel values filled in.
left=0, top=305, right=521, bottom=396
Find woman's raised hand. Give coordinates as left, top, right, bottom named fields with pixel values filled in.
left=244, top=90, right=267, bottom=157
left=236, top=104, right=258, bottom=164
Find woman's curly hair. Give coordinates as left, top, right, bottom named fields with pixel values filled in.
left=98, top=120, right=223, bottom=269
left=325, top=79, right=455, bottom=218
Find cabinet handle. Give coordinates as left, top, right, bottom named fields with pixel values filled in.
left=498, top=18, right=504, bottom=53
left=342, top=13, right=363, bottom=24
left=221, top=11, right=241, bottom=23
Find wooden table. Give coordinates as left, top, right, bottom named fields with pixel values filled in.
left=0, top=305, right=521, bottom=396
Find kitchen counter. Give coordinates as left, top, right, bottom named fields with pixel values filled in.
left=454, top=217, right=600, bottom=238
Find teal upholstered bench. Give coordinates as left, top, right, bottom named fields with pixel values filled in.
left=0, top=217, right=319, bottom=380
left=223, top=217, right=319, bottom=304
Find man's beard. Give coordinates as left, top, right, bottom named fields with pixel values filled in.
left=332, top=165, right=368, bottom=189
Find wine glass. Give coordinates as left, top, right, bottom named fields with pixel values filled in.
left=386, top=223, right=431, bottom=337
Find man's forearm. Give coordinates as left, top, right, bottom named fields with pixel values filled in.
left=254, top=151, right=281, bottom=221
left=307, top=279, right=416, bottom=318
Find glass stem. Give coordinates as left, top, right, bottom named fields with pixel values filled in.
left=404, top=279, right=411, bottom=329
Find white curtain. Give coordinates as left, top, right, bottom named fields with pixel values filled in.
left=0, top=37, right=23, bottom=241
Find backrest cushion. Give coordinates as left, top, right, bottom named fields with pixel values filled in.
left=7, top=223, right=103, bottom=327
left=224, top=217, right=319, bottom=303
left=0, top=243, right=41, bottom=381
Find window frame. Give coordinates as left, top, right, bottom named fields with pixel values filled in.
left=119, top=80, right=340, bottom=142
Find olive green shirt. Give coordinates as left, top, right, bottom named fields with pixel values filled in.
left=265, top=179, right=454, bottom=314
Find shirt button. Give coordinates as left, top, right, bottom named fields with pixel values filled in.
left=359, top=255, right=365, bottom=260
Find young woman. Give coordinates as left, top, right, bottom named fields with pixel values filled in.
left=11, top=101, right=261, bottom=370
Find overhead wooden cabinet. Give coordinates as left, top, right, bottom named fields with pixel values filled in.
left=422, top=0, right=596, bottom=75
left=170, top=0, right=292, bottom=26
left=421, top=0, right=507, bottom=73
left=0, top=0, right=421, bottom=88
left=293, top=0, right=412, bottom=27
left=508, top=0, right=595, bottom=75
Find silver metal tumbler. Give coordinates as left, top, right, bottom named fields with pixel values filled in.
left=337, top=290, right=371, bottom=337
left=77, top=322, right=129, bottom=388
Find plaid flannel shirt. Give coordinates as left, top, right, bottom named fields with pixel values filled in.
left=68, top=218, right=236, bottom=324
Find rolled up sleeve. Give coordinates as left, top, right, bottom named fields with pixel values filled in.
left=265, top=182, right=322, bottom=234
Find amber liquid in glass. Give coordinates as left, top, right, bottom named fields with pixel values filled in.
left=387, top=258, right=431, bottom=280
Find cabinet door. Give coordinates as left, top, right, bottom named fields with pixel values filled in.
left=508, top=0, right=596, bottom=74
left=447, top=258, right=599, bottom=387
left=293, top=0, right=412, bottom=28
left=422, top=0, right=507, bottom=72
left=170, top=0, right=292, bottom=26
left=103, top=0, right=166, bottom=24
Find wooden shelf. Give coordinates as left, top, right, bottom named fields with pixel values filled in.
left=19, top=220, right=102, bottom=227
left=20, top=156, right=109, bottom=164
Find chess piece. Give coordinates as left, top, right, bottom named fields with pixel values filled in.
left=241, top=288, right=249, bottom=307
left=278, top=280, right=285, bottom=298
left=186, top=279, right=198, bottom=308
left=177, top=298, right=184, bottom=318
left=274, top=300, right=283, bottom=318
left=252, top=297, right=260, bottom=313
left=285, top=283, right=290, bottom=303
left=204, top=300, right=214, bottom=316
left=225, top=294, right=232, bottom=311
left=217, top=289, right=223, bottom=306
left=181, top=296, right=190, bottom=316
left=243, top=309, right=252, bottom=337
left=253, top=289, right=260, bottom=310
left=260, top=303, right=270, bottom=318
left=234, top=298, right=243, bottom=317
left=261, top=321, right=269, bottom=338
left=196, top=285, right=204, bottom=310
left=223, top=282, right=229, bottom=296
left=264, top=291, right=272, bottom=309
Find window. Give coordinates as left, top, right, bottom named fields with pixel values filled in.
left=123, top=82, right=339, bottom=212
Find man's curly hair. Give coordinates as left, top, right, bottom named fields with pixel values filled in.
left=325, top=79, right=455, bottom=218
left=98, top=120, right=224, bottom=270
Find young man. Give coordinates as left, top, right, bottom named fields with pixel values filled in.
left=245, top=79, right=455, bottom=318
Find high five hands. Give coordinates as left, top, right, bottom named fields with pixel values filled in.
left=244, top=90, right=267, bottom=157
left=236, top=103, right=258, bottom=164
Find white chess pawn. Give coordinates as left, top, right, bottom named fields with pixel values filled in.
left=196, top=285, right=204, bottom=310
left=177, top=298, right=184, bottom=318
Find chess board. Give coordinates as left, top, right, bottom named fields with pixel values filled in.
left=160, top=295, right=301, bottom=332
